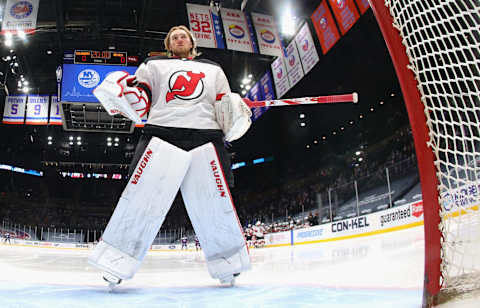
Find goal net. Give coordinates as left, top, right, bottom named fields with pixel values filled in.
left=369, top=0, right=480, bottom=306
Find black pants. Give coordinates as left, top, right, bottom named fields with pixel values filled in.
left=128, top=124, right=234, bottom=187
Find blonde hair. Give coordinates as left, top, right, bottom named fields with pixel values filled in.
left=164, top=25, right=199, bottom=58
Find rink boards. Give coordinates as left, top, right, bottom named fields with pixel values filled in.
left=265, top=200, right=424, bottom=247
left=2, top=200, right=425, bottom=251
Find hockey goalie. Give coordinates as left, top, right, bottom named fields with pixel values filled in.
left=88, top=25, right=252, bottom=288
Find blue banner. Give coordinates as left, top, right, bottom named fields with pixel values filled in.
left=211, top=9, right=225, bottom=49
left=245, top=13, right=259, bottom=53
left=61, top=64, right=137, bottom=103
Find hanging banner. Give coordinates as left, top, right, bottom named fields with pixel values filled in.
left=49, top=95, right=62, bottom=125
left=355, top=0, right=370, bottom=15
left=220, top=8, right=256, bottom=53
left=250, top=12, right=283, bottom=57
left=250, top=71, right=275, bottom=122
left=285, top=40, right=304, bottom=88
left=260, top=71, right=275, bottom=101
left=2, top=95, right=26, bottom=124
left=249, top=81, right=266, bottom=122
left=1, top=0, right=40, bottom=34
left=186, top=3, right=225, bottom=49
left=311, top=1, right=341, bottom=55
left=271, top=56, right=291, bottom=98
left=25, top=95, right=49, bottom=125
left=295, top=23, right=320, bottom=75
left=327, top=0, right=360, bottom=35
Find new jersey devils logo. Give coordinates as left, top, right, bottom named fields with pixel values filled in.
left=166, top=71, right=205, bottom=102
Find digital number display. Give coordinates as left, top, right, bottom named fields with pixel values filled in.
left=74, top=50, right=128, bottom=65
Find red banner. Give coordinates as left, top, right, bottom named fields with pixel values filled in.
left=327, top=0, right=360, bottom=35
left=355, top=0, right=370, bottom=14
left=311, top=1, right=341, bottom=55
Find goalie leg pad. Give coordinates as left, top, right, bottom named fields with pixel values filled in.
left=180, top=143, right=251, bottom=280
left=88, top=137, right=191, bottom=279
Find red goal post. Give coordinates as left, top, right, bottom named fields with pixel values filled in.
left=369, top=0, right=480, bottom=307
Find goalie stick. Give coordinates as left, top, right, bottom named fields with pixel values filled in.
left=242, top=92, right=358, bottom=108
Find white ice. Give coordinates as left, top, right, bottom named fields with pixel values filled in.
left=0, top=226, right=427, bottom=308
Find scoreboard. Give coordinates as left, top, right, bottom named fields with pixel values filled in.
left=74, top=50, right=128, bottom=65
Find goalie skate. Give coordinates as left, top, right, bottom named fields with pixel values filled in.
left=102, top=271, right=122, bottom=290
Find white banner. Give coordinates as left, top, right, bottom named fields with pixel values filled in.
left=186, top=3, right=225, bottom=49
left=220, top=8, right=255, bottom=53
left=1, top=0, right=40, bottom=34
left=26, top=95, right=49, bottom=125
left=285, top=39, right=304, bottom=88
left=49, top=95, right=62, bottom=125
left=251, top=12, right=283, bottom=57
left=295, top=23, right=320, bottom=75
left=271, top=56, right=291, bottom=98
left=2, top=95, right=26, bottom=124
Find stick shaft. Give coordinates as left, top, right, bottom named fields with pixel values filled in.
left=243, top=92, right=358, bottom=108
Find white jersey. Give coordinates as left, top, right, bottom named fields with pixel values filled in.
left=135, top=56, right=231, bottom=129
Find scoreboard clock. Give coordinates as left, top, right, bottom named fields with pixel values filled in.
left=74, top=50, right=128, bottom=65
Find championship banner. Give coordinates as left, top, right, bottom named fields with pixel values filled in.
left=271, top=56, right=291, bottom=98
left=2, top=95, right=26, bottom=124
left=251, top=71, right=275, bottom=122
left=25, top=95, right=49, bottom=125
left=285, top=40, right=305, bottom=88
left=1, top=0, right=40, bottom=34
left=220, top=8, right=256, bottom=53
left=248, top=81, right=264, bottom=122
left=355, top=0, right=370, bottom=15
left=49, top=95, right=62, bottom=125
left=311, top=1, right=341, bottom=55
left=186, top=3, right=225, bottom=49
left=327, top=0, right=360, bottom=35
left=295, top=23, right=320, bottom=75
left=250, top=12, right=283, bottom=57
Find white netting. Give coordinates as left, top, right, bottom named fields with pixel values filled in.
left=384, top=0, right=480, bottom=296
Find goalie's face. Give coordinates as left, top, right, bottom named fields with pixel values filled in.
left=169, top=29, right=193, bottom=58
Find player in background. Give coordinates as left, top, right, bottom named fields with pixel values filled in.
left=89, top=25, right=252, bottom=287
left=194, top=236, right=201, bottom=251
left=4, top=232, right=11, bottom=244
left=181, top=235, right=188, bottom=250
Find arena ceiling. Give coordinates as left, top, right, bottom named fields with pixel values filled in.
left=0, top=0, right=405, bottom=172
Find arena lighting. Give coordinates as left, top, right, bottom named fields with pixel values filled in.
left=107, top=142, right=112, bottom=147
left=114, top=137, right=119, bottom=142
left=107, top=137, right=112, bottom=141
left=390, top=93, right=395, bottom=97
left=340, top=126, right=345, bottom=130
left=242, top=78, right=249, bottom=84
left=245, top=85, right=251, bottom=90
left=359, top=114, right=364, bottom=119
left=77, top=141, right=81, bottom=145
left=300, top=122, right=306, bottom=127
left=248, top=74, right=252, bottom=78
left=380, top=101, right=384, bottom=105
left=313, top=140, right=318, bottom=144
left=46, top=49, right=53, bottom=55
left=358, top=157, right=364, bottom=162
left=370, top=107, right=374, bottom=111
left=252, top=158, right=265, bottom=164
left=17, top=31, right=26, bottom=40
left=114, top=143, right=119, bottom=147
left=47, top=136, right=52, bottom=140
left=76, top=136, right=81, bottom=140
left=355, top=151, right=362, bottom=156
left=241, top=89, right=247, bottom=95
left=48, top=141, right=52, bottom=145
left=280, top=3, right=296, bottom=36
left=23, top=81, right=28, bottom=85
left=299, top=113, right=305, bottom=119
left=69, top=136, right=74, bottom=140
left=231, top=162, right=246, bottom=169
left=306, top=144, right=310, bottom=149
